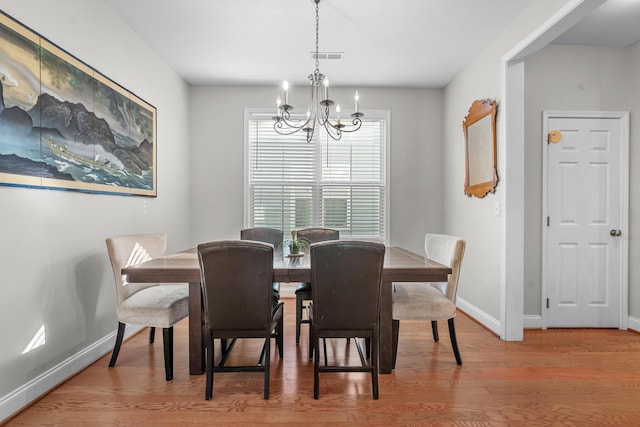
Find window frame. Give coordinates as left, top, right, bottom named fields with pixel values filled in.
left=243, top=108, right=390, bottom=245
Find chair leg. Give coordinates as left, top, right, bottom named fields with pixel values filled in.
left=109, top=322, right=126, bottom=367
left=323, top=338, right=328, bottom=366
left=205, top=333, right=214, bottom=400
left=296, top=293, right=303, bottom=344
left=264, top=336, right=271, bottom=400
left=308, top=321, right=314, bottom=360
left=431, top=320, right=439, bottom=342
left=391, top=319, right=399, bottom=369
left=149, top=326, right=155, bottom=344
left=371, top=332, right=379, bottom=400
left=313, top=329, right=320, bottom=399
left=276, top=315, right=284, bottom=359
left=163, top=327, right=174, bottom=381
left=448, top=318, right=462, bottom=365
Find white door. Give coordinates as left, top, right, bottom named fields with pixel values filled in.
left=542, top=111, right=628, bottom=328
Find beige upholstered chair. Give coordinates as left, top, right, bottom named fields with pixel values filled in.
left=106, top=233, right=189, bottom=381
left=392, top=234, right=466, bottom=366
left=310, top=240, right=385, bottom=399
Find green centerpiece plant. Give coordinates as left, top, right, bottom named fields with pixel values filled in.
left=281, top=230, right=310, bottom=255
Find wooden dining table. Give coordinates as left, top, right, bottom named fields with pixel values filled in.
left=121, top=245, right=451, bottom=375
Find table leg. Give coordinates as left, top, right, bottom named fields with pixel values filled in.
left=379, top=279, right=393, bottom=374
left=188, top=282, right=204, bottom=375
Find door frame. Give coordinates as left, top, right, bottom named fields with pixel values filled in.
left=541, top=110, right=629, bottom=329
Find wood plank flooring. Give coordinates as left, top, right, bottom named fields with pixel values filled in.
left=5, top=298, right=640, bottom=426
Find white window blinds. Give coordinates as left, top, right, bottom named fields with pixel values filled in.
left=246, top=111, right=387, bottom=242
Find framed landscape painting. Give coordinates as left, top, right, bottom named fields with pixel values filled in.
left=0, top=11, right=157, bottom=196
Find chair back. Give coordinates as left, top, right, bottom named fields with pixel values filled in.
left=310, top=241, right=385, bottom=331
left=106, top=233, right=167, bottom=305
left=298, top=228, right=339, bottom=244
left=240, top=227, right=283, bottom=248
left=198, top=240, right=274, bottom=332
left=424, top=234, right=466, bottom=303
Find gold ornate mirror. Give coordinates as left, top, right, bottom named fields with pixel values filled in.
left=462, top=99, right=498, bottom=198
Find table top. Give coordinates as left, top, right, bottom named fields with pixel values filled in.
left=122, top=246, right=451, bottom=284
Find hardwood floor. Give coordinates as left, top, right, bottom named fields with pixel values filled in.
left=5, top=298, right=640, bottom=426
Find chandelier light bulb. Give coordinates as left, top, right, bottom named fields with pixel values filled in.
left=323, top=77, right=329, bottom=100
left=282, top=81, right=289, bottom=105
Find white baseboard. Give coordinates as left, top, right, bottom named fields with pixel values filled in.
left=521, top=315, right=639, bottom=331
left=0, top=325, right=142, bottom=423
left=523, top=315, right=542, bottom=329
left=456, top=297, right=501, bottom=336
left=628, top=316, right=640, bottom=332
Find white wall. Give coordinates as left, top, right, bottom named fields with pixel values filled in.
left=0, top=0, right=191, bottom=415
left=442, top=0, right=573, bottom=327
left=188, top=85, right=444, bottom=254
left=523, top=44, right=631, bottom=315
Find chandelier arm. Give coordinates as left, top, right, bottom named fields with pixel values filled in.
left=275, top=117, right=305, bottom=132
left=317, top=101, right=331, bottom=126
left=322, top=122, right=343, bottom=141
left=306, top=117, right=317, bottom=143
left=324, top=115, right=362, bottom=132
left=274, top=122, right=307, bottom=136
left=274, top=114, right=311, bottom=135
left=277, top=107, right=313, bottom=130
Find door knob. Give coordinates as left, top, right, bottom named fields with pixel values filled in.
left=610, top=229, right=622, bottom=237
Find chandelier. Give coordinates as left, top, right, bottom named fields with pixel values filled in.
left=273, top=0, right=363, bottom=143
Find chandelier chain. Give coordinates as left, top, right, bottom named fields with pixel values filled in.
left=314, top=0, right=320, bottom=73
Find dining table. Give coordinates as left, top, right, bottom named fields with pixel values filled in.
left=121, top=245, right=451, bottom=375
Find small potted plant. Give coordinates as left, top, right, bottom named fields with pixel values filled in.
left=281, top=230, right=310, bottom=256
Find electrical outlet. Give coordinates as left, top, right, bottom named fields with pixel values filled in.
left=494, top=202, right=501, bottom=217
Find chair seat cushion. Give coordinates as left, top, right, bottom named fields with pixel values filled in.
left=295, top=282, right=312, bottom=294
left=392, top=282, right=456, bottom=321
left=118, top=284, right=189, bottom=328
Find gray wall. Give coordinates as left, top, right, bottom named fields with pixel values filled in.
left=443, top=0, right=573, bottom=323
left=523, top=43, right=634, bottom=316
left=188, top=85, right=445, bottom=254
left=0, top=0, right=191, bottom=402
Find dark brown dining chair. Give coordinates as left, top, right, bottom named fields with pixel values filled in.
left=105, top=233, right=189, bottom=382
left=240, top=227, right=284, bottom=305
left=392, top=233, right=466, bottom=367
left=295, top=227, right=339, bottom=344
left=309, top=240, right=385, bottom=399
left=197, top=240, right=284, bottom=400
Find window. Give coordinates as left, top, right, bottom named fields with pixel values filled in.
left=245, top=110, right=388, bottom=243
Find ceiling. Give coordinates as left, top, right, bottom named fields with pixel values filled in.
left=553, top=0, right=640, bottom=46
left=107, top=0, right=640, bottom=89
